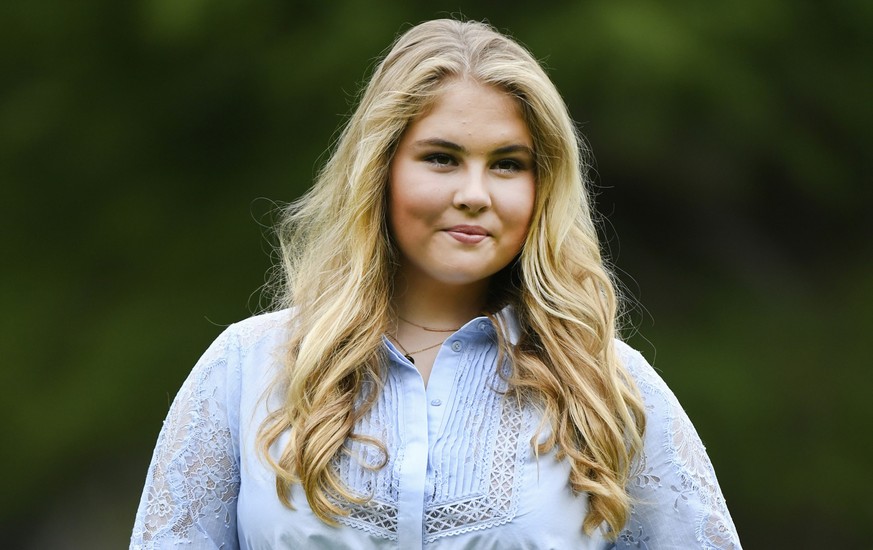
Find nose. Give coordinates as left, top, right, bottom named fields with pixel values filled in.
left=453, top=167, right=491, bottom=213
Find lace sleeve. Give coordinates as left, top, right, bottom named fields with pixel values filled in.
left=131, top=327, right=242, bottom=549
left=609, top=344, right=742, bottom=550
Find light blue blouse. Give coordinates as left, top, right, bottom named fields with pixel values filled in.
left=131, top=309, right=741, bottom=549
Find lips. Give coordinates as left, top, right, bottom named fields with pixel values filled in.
left=444, top=224, right=489, bottom=244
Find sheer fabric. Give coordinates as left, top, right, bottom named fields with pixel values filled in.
left=131, top=310, right=741, bottom=549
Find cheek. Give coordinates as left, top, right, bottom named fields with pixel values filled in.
left=504, top=183, right=537, bottom=242
left=388, top=180, right=445, bottom=226
left=387, top=165, right=415, bottom=229
left=388, top=187, right=425, bottom=229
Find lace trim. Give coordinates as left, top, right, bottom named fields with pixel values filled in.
left=423, top=395, right=526, bottom=542
left=617, top=344, right=740, bottom=549
left=662, top=370, right=739, bottom=548
left=131, top=334, right=240, bottom=548
left=331, top=395, right=528, bottom=542
left=331, top=339, right=528, bottom=543
left=331, top=372, right=402, bottom=540
left=331, top=443, right=401, bottom=541
left=615, top=521, right=652, bottom=549
left=331, top=393, right=528, bottom=543
left=336, top=497, right=399, bottom=539
left=669, top=410, right=739, bottom=548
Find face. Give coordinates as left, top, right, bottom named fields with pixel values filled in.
left=387, top=79, right=536, bottom=292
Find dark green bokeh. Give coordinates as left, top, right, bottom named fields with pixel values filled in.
left=2, top=1, right=870, bottom=547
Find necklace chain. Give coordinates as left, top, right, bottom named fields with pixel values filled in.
left=398, top=315, right=462, bottom=332
left=390, top=316, right=463, bottom=364
left=387, top=333, right=447, bottom=364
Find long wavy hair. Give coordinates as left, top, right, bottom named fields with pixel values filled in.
left=257, top=18, right=645, bottom=538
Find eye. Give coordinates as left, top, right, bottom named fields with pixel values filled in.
left=493, top=158, right=523, bottom=173
left=424, top=153, right=456, bottom=167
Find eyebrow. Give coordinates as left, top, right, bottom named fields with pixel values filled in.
left=412, top=138, right=534, bottom=157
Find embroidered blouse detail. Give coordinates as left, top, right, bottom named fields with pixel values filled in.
left=131, top=329, right=241, bottom=547
left=609, top=345, right=741, bottom=549
left=330, top=342, right=530, bottom=544
left=131, top=310, right=741, bottom=549
left=422, top=375, right=528, bottom=542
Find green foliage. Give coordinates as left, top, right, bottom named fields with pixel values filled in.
left=1, top=0, right=869, bottom=547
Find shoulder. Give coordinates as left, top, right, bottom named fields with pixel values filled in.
left=183, top=309, right=292, bottom=381
left=193, top=310, right=294, bottom=420
left=614, top=338, right=718, bottom=493
left=224, top=308, right=295, bottom=351
left=614, top=339, right=680, bottom=412
left=202, top=308, right=295, bottom=363
left=197, top=309, right=294, bottom=384
left=611, top=343, right=742, bottom=547
left=615, top=340, right=676, bottom=400
left=613, top=339, right=700, bottom=462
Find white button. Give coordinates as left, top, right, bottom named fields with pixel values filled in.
left=451, top=341, right=462, bottom=352
left=478, top=321, right=488, bottom=330
left=430, top=399, right=442, bottom=406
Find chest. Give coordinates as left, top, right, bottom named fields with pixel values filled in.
left=236, top=335, right=599, bottom=549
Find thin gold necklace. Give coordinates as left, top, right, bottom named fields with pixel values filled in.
left=387, top=334, right=446, bottom=364
left=398, top=315, right=462, bottom=333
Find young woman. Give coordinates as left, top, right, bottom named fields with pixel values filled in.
left=132, top=19, right=740, bottom=549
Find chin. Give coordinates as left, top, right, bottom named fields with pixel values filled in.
left=431, top=268, right=501, bottom=287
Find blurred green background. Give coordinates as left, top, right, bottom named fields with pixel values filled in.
left=2, top=0, right=870, bottom=548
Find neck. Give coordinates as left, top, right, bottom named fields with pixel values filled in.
left=392, top=272, right=490, bottom=329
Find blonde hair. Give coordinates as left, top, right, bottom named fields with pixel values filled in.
left=258, top=18, right=645, bottom=538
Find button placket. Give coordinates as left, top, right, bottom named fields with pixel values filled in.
left=425, top=335, right=468, bottom=466
left=395, top=357, right=428, bottom=548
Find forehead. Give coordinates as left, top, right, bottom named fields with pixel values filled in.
left=400, top=79, right=533, bottom=149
